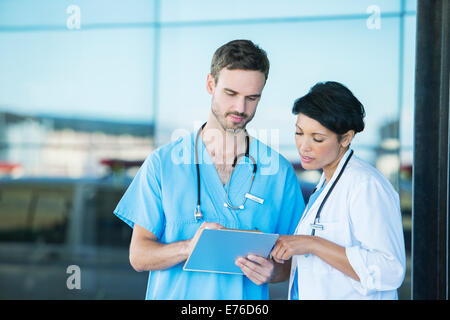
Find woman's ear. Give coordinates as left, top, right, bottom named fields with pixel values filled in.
left=206, top=74, right=215, bottom=94
left=340, top=130, right=355, bottom=148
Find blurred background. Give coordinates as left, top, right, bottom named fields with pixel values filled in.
left=0, top=0, right=416, bottom=299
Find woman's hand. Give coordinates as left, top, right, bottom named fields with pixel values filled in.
left=270, top=235, right=315, bottom=263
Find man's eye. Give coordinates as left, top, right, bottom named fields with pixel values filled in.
left=295, top=132, right=303, bottom=136
left=247, top=96, right=258, bottom=101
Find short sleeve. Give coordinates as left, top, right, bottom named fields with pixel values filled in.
left=113, top=151, right=165, bottom=239
left=276, top=164, right=305, bottom=235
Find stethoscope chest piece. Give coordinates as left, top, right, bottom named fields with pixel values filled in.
left=224, top=202, right=244, bottom=209
left=194, top=205, right=203, bottom=221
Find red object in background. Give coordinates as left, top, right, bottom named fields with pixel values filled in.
left=0, top=161, right=22, bottom=176
left=401, top=164, right=412, bottom=174
left=0, top=162, right=21, bottom=172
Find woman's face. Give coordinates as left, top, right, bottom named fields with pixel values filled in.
left=295, top=113, right=352, bottom=173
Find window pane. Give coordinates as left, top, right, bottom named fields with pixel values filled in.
left=0, top=187, right=32, bottom=241
left=0, top=0, right=156, bottom=27
left=160, top=0, right=403, bottom=22
left=31, top=189, right=71, bottom=243
left=405, top=0, right=417, bottom=12
left=400, top=15, right=416, bottom=165
left=0, top=185, right=71, bottom=243
left=94, top=186, right=131, bottom=248
left=0, top=29, right=155, bottom=123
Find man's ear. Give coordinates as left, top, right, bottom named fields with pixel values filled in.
left=340, top=130, right=355, bottom=148
left=206, top=74, right=215, bottom=94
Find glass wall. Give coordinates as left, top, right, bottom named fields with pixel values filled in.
left=0, top=0, right=416, bottom=299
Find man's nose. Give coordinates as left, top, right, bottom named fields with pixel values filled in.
left=232, top=96, right=246, bottom=114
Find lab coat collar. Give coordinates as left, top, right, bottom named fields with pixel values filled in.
left=315, top=148, right=353, bottom=190
left=298, top=148, right=354, bottom=226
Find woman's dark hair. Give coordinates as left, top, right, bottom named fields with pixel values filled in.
left=292, top=81, right=365, bottom=135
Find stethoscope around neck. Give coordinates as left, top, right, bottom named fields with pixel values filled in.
left=308, top=149, right=354, bottom=236
left=194, top=122, right=258, bottom=221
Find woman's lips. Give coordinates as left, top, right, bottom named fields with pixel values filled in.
left=301, top=155, right=314, bottom=163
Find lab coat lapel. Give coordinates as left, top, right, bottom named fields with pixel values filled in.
left=297, top=149, right=353, bottom=230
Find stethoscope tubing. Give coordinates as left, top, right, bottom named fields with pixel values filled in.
left=194, top=122, right=257, bottom=220
left=309, top=150, right=354, bottom=236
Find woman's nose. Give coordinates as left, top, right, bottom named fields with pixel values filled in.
left=298, top=139, right=312, bottom=153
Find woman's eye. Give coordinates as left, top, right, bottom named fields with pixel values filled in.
left=313, top=139, right=323, bottom=143
left=295, top=132, right=303, bottom=136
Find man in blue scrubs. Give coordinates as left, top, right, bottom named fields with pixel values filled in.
left=113, top=39, right=305, bottom=299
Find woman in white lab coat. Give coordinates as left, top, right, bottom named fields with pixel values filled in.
left=271, top=81, right=406, bottom=299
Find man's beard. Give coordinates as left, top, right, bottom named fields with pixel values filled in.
left=211, top=100, right=254, bottom=134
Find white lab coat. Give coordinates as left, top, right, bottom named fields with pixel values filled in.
left=289, top=149, right=406, bottom=299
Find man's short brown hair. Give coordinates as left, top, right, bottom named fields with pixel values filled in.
left=210, top=39, right=270, bottom=83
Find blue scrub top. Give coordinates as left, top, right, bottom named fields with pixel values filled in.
left=114, top=132, right=305, bottom=300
